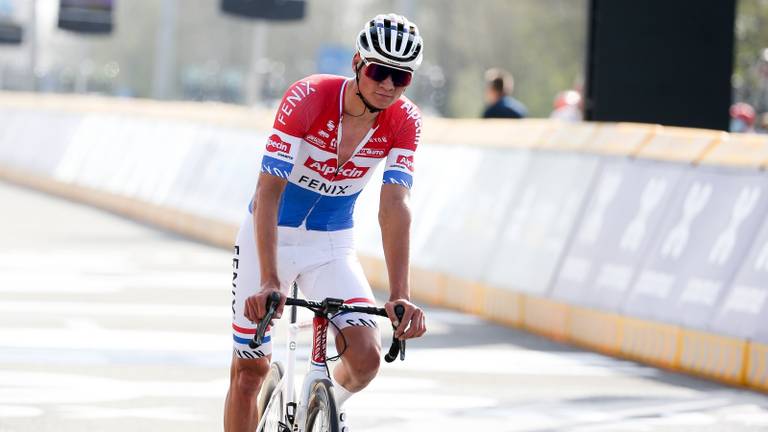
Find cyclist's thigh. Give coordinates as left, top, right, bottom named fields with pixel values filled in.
left=297, top=254, right=381, bottom=332
left=231, top=214, right=296, bottom=359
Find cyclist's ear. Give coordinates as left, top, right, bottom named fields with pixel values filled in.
left=352, top=52, right=363, bottom=73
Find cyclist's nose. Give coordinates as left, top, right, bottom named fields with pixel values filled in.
left=379, top=75, right=395, bottom=90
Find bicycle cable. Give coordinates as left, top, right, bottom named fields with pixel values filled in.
left=324, top=314, right=348, bottom=363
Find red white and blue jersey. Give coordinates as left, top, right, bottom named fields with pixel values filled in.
left=256, top=74, right=422, bottom=231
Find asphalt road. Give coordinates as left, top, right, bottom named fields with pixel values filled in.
left=1, top=180, right=768, bottom=432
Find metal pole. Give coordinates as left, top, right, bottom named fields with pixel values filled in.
left=246, top=21, right=267, bottom=106
left=27, top=0, right=37, bottom=91
left=152, top=0, right=178, bottom=99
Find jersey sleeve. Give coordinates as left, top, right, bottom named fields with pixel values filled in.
left=383, top=101, right=422, bottom=189
left=261, top=77, right=320, bottom=179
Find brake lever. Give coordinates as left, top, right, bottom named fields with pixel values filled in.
left=250, top=291, right=281, bottom=349
left=384, top=304, right=405, bottom=363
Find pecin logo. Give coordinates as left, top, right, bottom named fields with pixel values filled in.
left=396, top=155, right=414, bottom=172
left=266, top=134, right=291, bottom=154
left=305, top=157, right=369, bottom=180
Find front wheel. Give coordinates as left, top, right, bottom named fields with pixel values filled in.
left=305, top=379, right=340, bottom=432
left=257, top=362, right=285, bottom=432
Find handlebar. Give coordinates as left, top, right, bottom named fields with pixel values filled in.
left=249, top=293, right=406, bottom=362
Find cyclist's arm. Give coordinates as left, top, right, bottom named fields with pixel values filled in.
left=379, top=183, right=412, bottom=301
left=379, top=183, right=426, bottom=339
left=253, top=172, right=287, bottom=293
left=245, top=77, right=321, bottom=322
left=379, top=102, right=426, bottom=339
left=244, top=173, right=289, bottom=322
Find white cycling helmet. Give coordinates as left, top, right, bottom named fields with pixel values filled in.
left=356, top=13, right=424, bottom=73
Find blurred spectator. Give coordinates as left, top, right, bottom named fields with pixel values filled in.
left=730, top=102, right=756, bottom=133
left=482, top=68, right=527, bottom=119
left=549, top=89, right=583, bottom=122
left=757, top=112, right=768, bottom=134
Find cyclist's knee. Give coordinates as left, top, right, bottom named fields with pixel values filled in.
left=345, top=344, right=381, bottom=379
left=231, top=358, right=270, bottom=394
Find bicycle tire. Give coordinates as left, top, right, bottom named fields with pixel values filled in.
left=304, top=379, right=340, bottom=432
left=257, top=362, right=285, bottom=432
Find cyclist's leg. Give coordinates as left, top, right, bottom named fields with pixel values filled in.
left=298, top=252, right=382, bottom=395
left=225, top=214, right=295, bottom=432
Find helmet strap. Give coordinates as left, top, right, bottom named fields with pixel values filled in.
left=354, top=63, right=382, bottom=114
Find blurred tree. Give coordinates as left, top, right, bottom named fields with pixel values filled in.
left=734, top=0, right=768, bottom=113
left=31, top=0, right=587, bottom=117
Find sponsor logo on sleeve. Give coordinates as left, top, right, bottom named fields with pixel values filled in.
left=266, top=134, right=291, bottom=154
left=336, top=162, right=369, bottom=179
left=395, top=154, right=414, bottom=172
left=327, top=120, right=335, bottom=131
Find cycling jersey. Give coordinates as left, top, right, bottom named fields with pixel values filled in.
left=256, top=74, right=422, bottom=231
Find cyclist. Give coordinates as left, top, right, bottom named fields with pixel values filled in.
left=224, top=13, right=427, bottom=432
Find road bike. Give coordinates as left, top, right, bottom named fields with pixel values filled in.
left=252, top=286, right=405, bottom=432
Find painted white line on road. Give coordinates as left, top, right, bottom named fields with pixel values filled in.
left=0, top=371, right=229, bottom=404
left=0, top=326, right=656, bottom=379
left=0, top=273, right=123, bottom=293
left=0, top=300, right=228, bottom=319
left=0, top=369, right=491, bottom=422
left=0, top=327, right=230, bottom=352
left=0, top=271, right=226, bottom=293
left=0, top=404, right=44, bottom=418
left=59, top=405, right=206, bottom=421
left=401, top=346, right=660, bottom=377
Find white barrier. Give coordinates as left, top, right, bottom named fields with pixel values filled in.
left=2, top=93, right=768, bottom=393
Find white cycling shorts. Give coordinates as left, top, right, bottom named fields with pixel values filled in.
left=231, top=214, right=380, bottom=360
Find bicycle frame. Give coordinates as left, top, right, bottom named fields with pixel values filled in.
left=257, top=295, right=336, bottom=432
left=287, top=312, right=333, bottom=430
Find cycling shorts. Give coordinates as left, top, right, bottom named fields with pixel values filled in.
left=231, top=214, right=380, bottom=360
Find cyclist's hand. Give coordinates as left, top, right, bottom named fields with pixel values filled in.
left=385, top=299, right=426, bottom=340
left=244, top=285, right=286, bottom=325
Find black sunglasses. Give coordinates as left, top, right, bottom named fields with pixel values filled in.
left=362, top=60, right=413, bottom=87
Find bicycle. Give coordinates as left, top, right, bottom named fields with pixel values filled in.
left=251, top=286, right=406, bottom=432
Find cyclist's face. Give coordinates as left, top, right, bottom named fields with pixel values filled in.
left=353, top=54, right=409, bottom=109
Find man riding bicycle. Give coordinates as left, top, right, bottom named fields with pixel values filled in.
left=224, top=14, right=427, bottom=432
